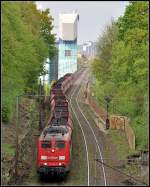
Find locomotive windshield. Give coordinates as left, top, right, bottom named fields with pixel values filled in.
left=56, top=141, right=65, bottom=148
left=42, top=141, right=51, bottom=148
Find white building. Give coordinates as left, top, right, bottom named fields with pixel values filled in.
left=58, top=11, right=79, bottom=79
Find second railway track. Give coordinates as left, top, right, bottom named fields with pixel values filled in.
left=68, top=68, right=107, bottom=186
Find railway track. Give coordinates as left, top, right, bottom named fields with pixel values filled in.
left=67, top=68, right=147, bottom=186
left=68, top=68, right=107, bottom=186
left=21, top=68, right=110, bottom=186
left=76, top=71, right=107, bottom=185
left=12, top=68, right=147, bottom=186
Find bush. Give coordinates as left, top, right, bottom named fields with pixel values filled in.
left=2, top=106, right=10, bottom=123
left=91, top=1, right=148, bottom=150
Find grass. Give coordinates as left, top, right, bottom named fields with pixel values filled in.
left=132, top=120, right=148, bottom=152
left=80, top=100, right=134, bottom=159
left=90, top=81, right=148, bottom=153
left=2, top=143, right=15, bottom=156
left=83, top=86, right=142, bottom=159
left=108, top=129, right=137, bottom=160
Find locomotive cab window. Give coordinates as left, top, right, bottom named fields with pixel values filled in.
left=56, top=141, right=65, bottom=148
left=65, top=50, right=71, bottom=57
left=42, top=141, right=51, bottom=148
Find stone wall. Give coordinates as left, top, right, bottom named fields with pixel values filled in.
left=110, top=115, right=135, bottom=150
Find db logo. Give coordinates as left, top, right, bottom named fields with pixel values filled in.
left=48, top=156, right=58, bottom=159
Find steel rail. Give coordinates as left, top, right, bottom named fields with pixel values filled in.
left=69, top=70, right=90, bottom=186
left=75, top=72, right=107, bottom=186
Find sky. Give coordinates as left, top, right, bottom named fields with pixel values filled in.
left=36, top=1, right=129, bottom=45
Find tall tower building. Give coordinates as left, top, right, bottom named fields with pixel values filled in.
left=58, top=11, right=79, bottom=78
left=49, top=41, right=59, bottom=83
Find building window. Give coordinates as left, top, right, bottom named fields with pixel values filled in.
left=65, top=50, right=71, bottom=56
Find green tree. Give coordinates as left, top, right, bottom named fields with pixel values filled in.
left=91, top=1, right=148, bottom=150
left=40, top=8, right=57, bottom=60
left=117, top=1, right=148, bottom=42
left=92, top=20, right=118, bottom=84
left=2, top=2, right=56, bottom=122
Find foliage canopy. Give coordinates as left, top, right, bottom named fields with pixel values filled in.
left=2, top=2, right=56, bottom=122
left=91, top=1, right=148, bottom=150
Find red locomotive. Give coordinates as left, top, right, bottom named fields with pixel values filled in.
left=37, top=73, right=73, bottom=178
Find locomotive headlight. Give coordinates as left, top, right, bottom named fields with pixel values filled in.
left=51, top=149, right=55, bottom=153
left=41, top=156, right=47, bottom=160
left=59, top=156, right=65, bottom=160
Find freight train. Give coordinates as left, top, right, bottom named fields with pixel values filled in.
left=36, top=73, right=73, bottom=178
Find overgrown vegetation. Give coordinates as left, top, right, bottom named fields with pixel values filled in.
left=109, top=130, right=136, bottom=159
left=2, top=143, right=15, bottom=156
left=2, top=2, right=56, bottom=122
left=91, top=1, right=148, bottom=150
